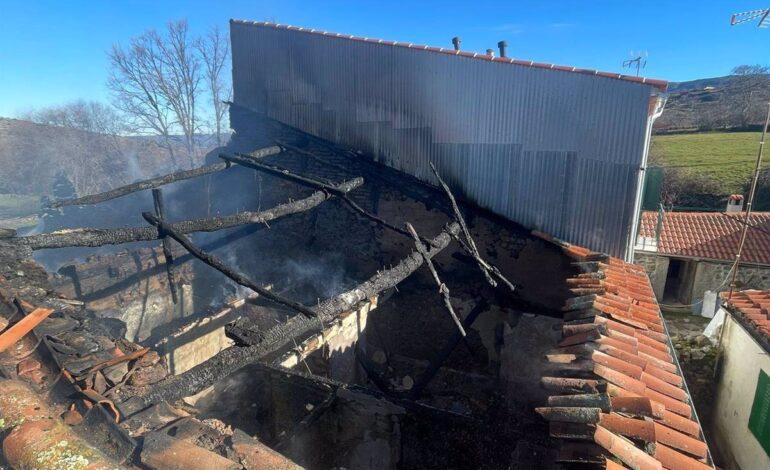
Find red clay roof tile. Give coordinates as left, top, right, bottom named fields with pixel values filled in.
left=721, top=289, right=770, bottom=343
left=639, top=211, right=770, bottom=265
left=530, top=230, right=713, bottom=469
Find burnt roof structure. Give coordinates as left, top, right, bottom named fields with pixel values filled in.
left=0, top=19, right=712, bottom=470
left=229, top=19, right=668, bottom=260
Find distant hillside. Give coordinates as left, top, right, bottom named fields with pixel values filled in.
left=654, top=74, right=770, bottom=133
left=0, top=118, right=205, bottom=198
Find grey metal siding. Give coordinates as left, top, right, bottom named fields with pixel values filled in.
left=230, top=21, right=658, bottom=258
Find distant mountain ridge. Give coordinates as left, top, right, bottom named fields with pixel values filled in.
left=654, top=74, right=770, bottom=133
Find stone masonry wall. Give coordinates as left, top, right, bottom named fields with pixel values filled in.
left=634, top=251, right=669, bottom=300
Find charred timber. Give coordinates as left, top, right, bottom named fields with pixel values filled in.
left=274, top=142, right=439, bottom=248
left=251, top=362, right=473, bottom=423
left=408, top=299, right=490, bottom=400
left=430, top=162, right=517, bottom=293
left=340, top=195, right=439, bottom=248
left=429, top=162, right=496, bottom=287
left=220, top=152, right=346, bottom=195
left=405, top=222, right=465, bottom=336
left=48, top=145, right=283, bottom=208
left=118, top=222, right=461, bottom=406
left=16, top=178, right=363, bottom=249
left=142, top=212, right=318, bottom=318
left=152, top=189, right=178, bottom=304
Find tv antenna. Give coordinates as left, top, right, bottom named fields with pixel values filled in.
left=623, top=51, right=647, bottom=76
left=730, top=8, right=770, bottom=27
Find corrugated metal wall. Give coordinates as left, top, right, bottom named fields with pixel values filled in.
left=230, top=20, right=660, bottom=258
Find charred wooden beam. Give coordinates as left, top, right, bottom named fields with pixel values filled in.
left=142, top=212, right=318, bottom=318
left=430, top=162, right=516, bottom=293
left=273, top=390, right=337, bottom=451
left=428, top=162, right=491, bottom=283
left=313, top=221, right=459, bottom=319
left=277, top=141, right=353, bottom=175
left=16, top=178, right=363, bottom=249
left=252, top=362, right=474, bottom=423
left=407, top=299, right=490, bottom=400
left=118, top=222, right=460, bottom=406
left=339, top=195, right=439, bottom=248
left=275, top=141, right=440, bottom=247
left=152, top=189, right=178, bottom=304
left=405, top=222, right=465, bottom=336
left=220, top=152, right=346, bottom=195
left=48, top=145, right=283, bottom=208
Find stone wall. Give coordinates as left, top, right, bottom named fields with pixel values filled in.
left=691, top=261, right=770, bottom=307
left=634, top=251, right=669, bottom=300
left=634, top=251, right=770, bottom=310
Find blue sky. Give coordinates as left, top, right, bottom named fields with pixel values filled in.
left=1, top=0, right=768, bottom=117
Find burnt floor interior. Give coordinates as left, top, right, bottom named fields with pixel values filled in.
left=18, top=107, right=579, bottom=469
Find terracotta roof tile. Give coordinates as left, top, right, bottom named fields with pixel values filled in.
left=531, top=230, right=713, bottom=469
left=720, top=289, right=770, bottom=343
left=639, top=211, right=770, bottom=265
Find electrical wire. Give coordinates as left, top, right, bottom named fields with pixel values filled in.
left=719, top=211, right=770, bottom=237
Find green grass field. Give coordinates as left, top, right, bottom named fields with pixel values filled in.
left=0, top=194, right=40, bottom=230
left=649, top=132, right=760, bottom=195
left=0, top=194, right=39, bottom=218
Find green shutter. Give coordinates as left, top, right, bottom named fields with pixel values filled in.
left=748, top=369, right=770, bottom=457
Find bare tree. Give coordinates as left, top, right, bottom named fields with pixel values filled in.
left=109, top=33, right=179, bottom=166
left=730, top=64, right=770, bottom=128
left=23, top=100, right=125, bottom=136
left=108, top=20, right=201, bottom=168
left=154, top=20, right=201, bottom=164
left=196, top=26, right=231, bottom=147
left=20, top=101, right=129, bottom=195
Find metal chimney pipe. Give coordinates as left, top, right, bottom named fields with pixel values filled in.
left=486, top=49, right=495, bottom=57
left=452, top=36, right=461, bottom=51
left=497, top=40, right=508, bottom=58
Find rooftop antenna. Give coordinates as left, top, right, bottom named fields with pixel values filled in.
left=730, top=8, right=770, bottom=27
left=622, top=51, right=647, bottom=76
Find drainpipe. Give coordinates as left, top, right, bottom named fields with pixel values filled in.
left=497, top=40, right=508, bottom=58
left=452, top=37, right=461, bottom=51
left=626, top=92, right=667, bottom=263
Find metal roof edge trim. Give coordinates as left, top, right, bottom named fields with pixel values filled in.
left=229, top=19, right=668, bottom=92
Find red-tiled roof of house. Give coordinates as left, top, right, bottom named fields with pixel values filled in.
left=720, top=289, right=770, bottom=342
left=639, top=211, right=770, bottom=265
left=531, top=231, right=713, bottom=470
left=231, top=20, right=668, bottom=92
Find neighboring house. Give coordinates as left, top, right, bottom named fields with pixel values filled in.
left=634, top=197, right=770, bottom=311
left=714, top=290, right=770, bottom=470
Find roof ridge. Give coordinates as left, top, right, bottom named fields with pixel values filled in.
left=230, top=19, right=668, bottom=92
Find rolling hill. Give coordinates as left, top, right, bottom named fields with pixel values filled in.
left=654, top=74, right=770, bottom=134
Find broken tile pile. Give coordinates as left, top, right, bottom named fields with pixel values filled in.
left=0, top=239, right=303, bottom=468
left=531, top=231, right=713, bottom=470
